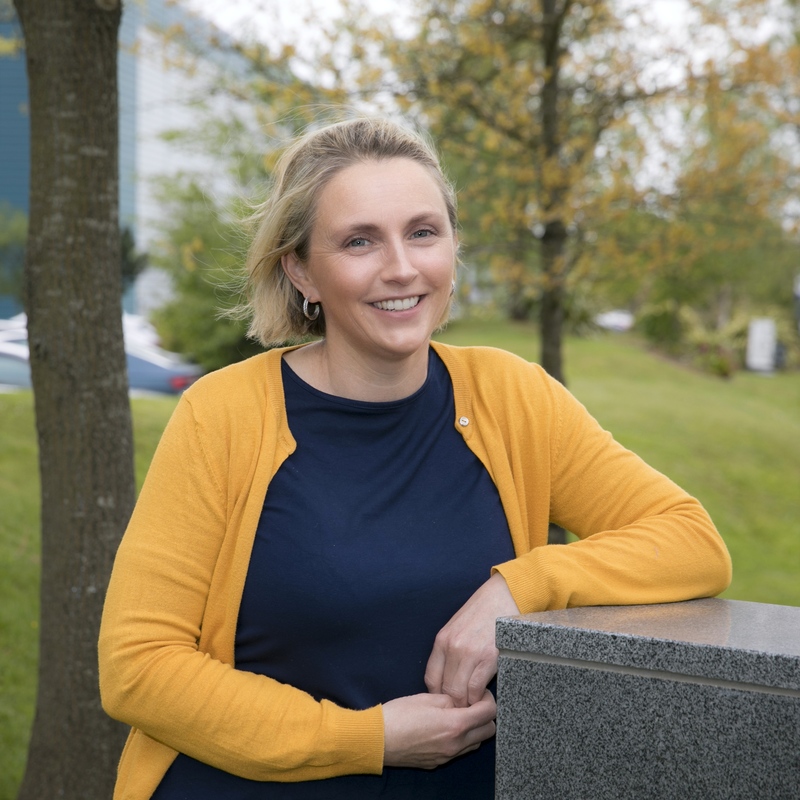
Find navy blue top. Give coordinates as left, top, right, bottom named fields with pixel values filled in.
left=153, top=350, right=515, bottom=799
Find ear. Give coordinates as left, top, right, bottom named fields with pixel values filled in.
left=281, top=252, right=317, bottom=301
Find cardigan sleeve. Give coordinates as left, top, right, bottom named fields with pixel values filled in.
left=98, top=393, right=385, bottom=783
left=492, top=368, right=732, bottom=614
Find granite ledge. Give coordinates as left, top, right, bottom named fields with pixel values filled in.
left=496, top=598, right=800, bottom=692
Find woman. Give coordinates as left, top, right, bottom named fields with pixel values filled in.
left=99, top=117, right=731, bottom=799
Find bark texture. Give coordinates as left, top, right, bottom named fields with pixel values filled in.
left=14, top=0, right=135, bottom=797
left=538, top=0, right=569, bottom=387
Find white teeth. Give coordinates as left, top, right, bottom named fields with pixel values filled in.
left=373, top=296, right=420, bottom=311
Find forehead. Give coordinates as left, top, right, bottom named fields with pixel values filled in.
left=314, top=158, right=449, bottom=228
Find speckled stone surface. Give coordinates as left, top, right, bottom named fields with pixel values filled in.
left=496, top=598, right=800, bottom=690
left=495, top=599, right=800, bottom=800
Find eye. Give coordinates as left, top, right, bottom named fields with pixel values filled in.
left=412, top=229, right=434, bottom=239
left=347, top=237, right=369, bottom=248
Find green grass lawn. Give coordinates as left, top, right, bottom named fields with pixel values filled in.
left=0, top=392, right=179, bottom=800
left=1, top=319, right=798, bottom=797
left=436, top=319, right=800, bottom=604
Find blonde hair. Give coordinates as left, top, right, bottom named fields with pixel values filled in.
left=241, top=117, right=458, bottom=346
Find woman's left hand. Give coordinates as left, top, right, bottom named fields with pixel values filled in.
left=424, top=573, right=520, bottom=708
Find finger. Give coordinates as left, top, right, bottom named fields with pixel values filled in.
left=440, top=644, right=498, bottom=707
left=465, top=655, right=499, bottom=706
left=462, top=718, right=497, bottom=749
left=435, top=629, right=478, bottom=706
left=453, top=689, right=496, bottom=735
left=453, top=699, right=497, bottom=754
left=466, top=688, right=497, bottom=723
left=441, top=656, right=473, bottom=708
left=426, top=692, right=455, bottom=709
left=424, top=641, right=446, bottom=695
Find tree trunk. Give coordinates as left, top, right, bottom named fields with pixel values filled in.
left=538, top=0, right=569, bottom=542
left=13, top=1, right=135, bottom=797
left=508, top=290, right=533, bottom=321
left=538, top=0, right=569, bottom=387
left=541, top=219, right=567, bottom=544
left=539, top=219, right=567, bottom=386
left=506, top=242, right=536, bottom=321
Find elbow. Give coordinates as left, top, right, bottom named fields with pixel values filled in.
left=98, top=638, right=132, bottom=723
left=98, top=642, right=160, bottom=729
left=666, top=501, right=733, bottom=601
left=708, top=536, right=733, bottom=597
left=99, top=682, right=125, bottom=723
left=693, top=508, right=733, bottom=598
left=98, top=620, right=150, bottom=726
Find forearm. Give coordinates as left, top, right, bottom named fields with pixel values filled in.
left=99, top=523, right=385, bottom=780
left=494, top=497, right=731, bottom=614
left=98, top=395, right=385, bottom=781
left=493, top=377, right=732, bottom=614
left=99, top=623, right=384, bottom=781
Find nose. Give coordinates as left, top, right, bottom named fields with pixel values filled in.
left=381, top=237, right=417, bottom=284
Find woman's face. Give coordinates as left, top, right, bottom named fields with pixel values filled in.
left=286, top=158, right=457, bottom=368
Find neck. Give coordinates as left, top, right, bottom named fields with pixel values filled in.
left=285, top=340, right=431, bottom=402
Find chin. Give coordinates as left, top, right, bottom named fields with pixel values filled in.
left=375, top=335, right=431, bottom=361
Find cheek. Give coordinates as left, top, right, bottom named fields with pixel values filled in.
left=424, top=246, right=456, bottom=280
left=318, top=270, right=372, bottom=307
left=415, top=237, right=453, bottom=263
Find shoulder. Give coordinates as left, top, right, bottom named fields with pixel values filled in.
left=432, top=341, right=554, bottom=392
left=169, top=348, right=290, bottom=442
left=183, top=348, right=286, bottom=408
left=431, top=341, right=586, bottom=433
left=187, top=350, right=272, bottom=393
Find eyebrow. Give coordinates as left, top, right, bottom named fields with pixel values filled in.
left=335, top=211, right=447, bottom=238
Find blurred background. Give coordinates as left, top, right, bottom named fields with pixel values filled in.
left=2, top=0, right=799, bottom=377
left=1, top=1, right=798, bottom=795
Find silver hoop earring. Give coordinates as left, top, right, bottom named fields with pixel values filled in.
left=303, top=297, right=320, bottom=321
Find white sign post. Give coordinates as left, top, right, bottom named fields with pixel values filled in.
left=745, top=318, right=777, bottom=372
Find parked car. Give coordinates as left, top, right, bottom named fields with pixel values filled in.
left=125, top=341, right=203, bottom=394
left=0, top=340, right=31, bottom=390
left=0, top=326, right=202, bottom=395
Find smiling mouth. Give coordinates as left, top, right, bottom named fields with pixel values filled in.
left=372, top=296, right=420, bottom=311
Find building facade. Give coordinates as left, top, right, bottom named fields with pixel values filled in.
left=0, top=0, right=235, bottom=316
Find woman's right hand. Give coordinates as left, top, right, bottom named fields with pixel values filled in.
left=381, top=690, right=497, bottom=769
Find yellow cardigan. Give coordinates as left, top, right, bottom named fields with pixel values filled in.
left=99, top=342, right=731, bottom=799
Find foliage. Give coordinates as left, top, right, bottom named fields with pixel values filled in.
left=120, top=225, right=148, bottom=293
left=140, top=0, right=800, bottom=382
left=584, top=1, right=800, bottom=375
left=142, top=0, right=668, bottom=382
left=350, top=0, right=684, bottom=382
left=636, top=301, right=800, bottom=378
left=134, top=18, right=354, bottom=371
left=148, top=177, right=263, bottom=372
left=0, top=202, right=26, bottom=305
left=0, top=212, right=151, bottom=309
left=329, top=0, right=798, bottom=382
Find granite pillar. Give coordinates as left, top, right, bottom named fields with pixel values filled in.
left=495, top=598, right=800, bottom=799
